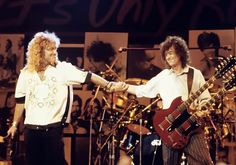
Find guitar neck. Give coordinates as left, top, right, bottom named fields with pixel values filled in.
left=178, top=55, right=236, bottom=113
left=202, top=89, right=225, bottom=109
left=189, top=71, right=236, bottom=124
left=178, top=76, right=216, bottom=113
left=189, top=88, right=226, bottom=123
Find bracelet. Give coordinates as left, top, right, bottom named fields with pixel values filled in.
left=104, top=82, right=112, bottom=91
left=12, top=121, right=18, bottom=128
left=104, top=81, right=109, bottom=88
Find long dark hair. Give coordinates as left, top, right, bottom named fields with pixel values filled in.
left=160, top=36, right=190, bottom=68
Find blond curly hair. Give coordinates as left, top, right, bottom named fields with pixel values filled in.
left=26, top=31, right=60, bottom=72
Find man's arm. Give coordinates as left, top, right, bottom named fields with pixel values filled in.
left=90, top=73, right=109, bottom=87
left=126, top=84, right=137, bottom=95
left=90, top=73, right=128, bottom=92
left=7, top=103, right=25, bottom=138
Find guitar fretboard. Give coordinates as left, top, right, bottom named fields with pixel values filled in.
left=189, top=89, right=226, bottom=123
left=177, top=76, right=216, bottom=113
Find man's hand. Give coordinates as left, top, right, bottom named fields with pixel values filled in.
left=195, top=110, right=210, bottom=118
left=7, top=125, right=18, bottom=139
left=189, top=103, right=210, bottom=118
left=105, top=82, right=129, bottom=92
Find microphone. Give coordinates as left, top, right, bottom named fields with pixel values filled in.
left=118, top=47, right=127, bottom=53
left=221, top=45, right=232, bottom=51
left=118, top=47, right=160, bottom=52
left=208, top=57, right=225, bottom=60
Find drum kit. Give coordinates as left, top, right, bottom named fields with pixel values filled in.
left=205, top=84, right=236, bottom=163
left=91, top=78, right=164, bottom=165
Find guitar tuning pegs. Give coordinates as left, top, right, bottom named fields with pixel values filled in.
left=226, top=72, right=230, bottom=77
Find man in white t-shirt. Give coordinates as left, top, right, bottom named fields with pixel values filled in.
left=7, top=31, right=128, bottom=165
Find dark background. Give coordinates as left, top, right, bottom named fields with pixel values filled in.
left=0, top=0, right=235, bottom=44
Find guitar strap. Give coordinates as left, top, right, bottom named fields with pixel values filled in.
left=187, top=68, right=194, bottom=96
left=61, top=86, right=71, bottom=127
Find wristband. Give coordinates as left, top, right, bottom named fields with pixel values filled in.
left=104, top=82, right=112, bottom=91
left=12, top=121, right=18, bottom=128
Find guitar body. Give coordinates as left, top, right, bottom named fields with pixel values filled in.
left=153, top=97, right=201, bottom=149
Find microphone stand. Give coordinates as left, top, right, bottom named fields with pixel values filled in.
left=118, top=47, right=160, bottom=53
left=101, top=59, right=126, bottom=164
left=94, top=92, right=117, bottom=165
left=134, top=97, right=161, bottom=165
left=100, top=101, right=136, bottom=151
left=94, top=97, right=108, bottom=165
left=89, top=113, right=93, bottom=165
left=139, top=118, right=142, bottom=165
left=88, top=85, right=100, bottom=165
left=107, top=92, right=117, bottom=165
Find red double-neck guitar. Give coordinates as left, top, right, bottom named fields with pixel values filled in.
left=152, top=55, right=236, bottom=149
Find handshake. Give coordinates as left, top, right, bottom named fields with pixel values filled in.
left=104, top=81, right=129, bottom=93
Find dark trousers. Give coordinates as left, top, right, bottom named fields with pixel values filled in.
left=162, top=132, right=214, bottom=165
left=24, top=126, right=67, bottom=165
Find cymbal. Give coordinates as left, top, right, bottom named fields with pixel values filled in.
left=125, top=78, right=148, bottom=85
left=127, top=124, right=150, bottom=135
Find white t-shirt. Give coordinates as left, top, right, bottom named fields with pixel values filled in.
left=15, top=61, right=90, bottom=125
left=135, top=65, right=211, bottom=109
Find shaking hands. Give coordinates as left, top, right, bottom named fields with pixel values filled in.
left=104, top=81, right=129, bottom=93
